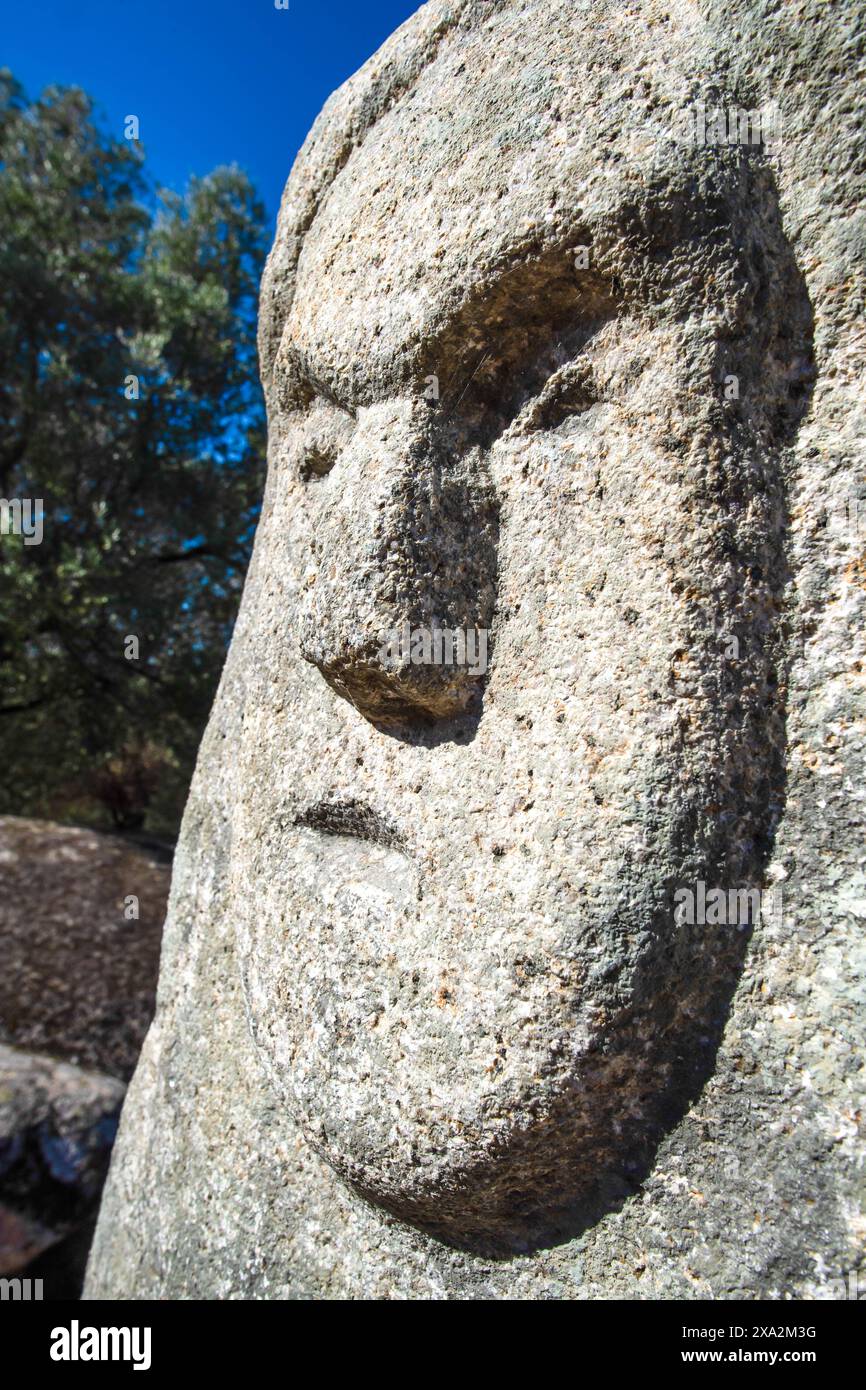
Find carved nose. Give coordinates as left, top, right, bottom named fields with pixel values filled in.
left=297, top=401, right=498, bottom=724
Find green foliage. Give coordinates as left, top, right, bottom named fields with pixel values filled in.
left=0, top=69, right=267, bottom=836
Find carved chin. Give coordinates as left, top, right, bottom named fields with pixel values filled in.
left=241, top=937, right=739, bottom=1255
left=235, top=823, right=749, bottom=1253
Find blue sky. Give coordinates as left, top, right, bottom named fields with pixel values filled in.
left=4, top=0, right=421, bottom=228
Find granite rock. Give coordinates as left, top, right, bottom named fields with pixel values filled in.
left=87, top=0, right=864, bottom=1298
left=0, top=816, right=168, bottom=1081
left=0, top=1046, right=124, bottom=1279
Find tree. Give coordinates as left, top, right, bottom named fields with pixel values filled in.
left=0, top=70, right=267, bottom=835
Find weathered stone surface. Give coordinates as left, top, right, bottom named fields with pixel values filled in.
left=88, top=0, right=864, bottom=1298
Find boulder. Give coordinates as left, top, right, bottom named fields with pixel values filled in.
left=0, top=816, right=168, bottom=1080
left=0, top=1046, right=124, bottom=1285
left=0, top=816, right=169, bottom=1294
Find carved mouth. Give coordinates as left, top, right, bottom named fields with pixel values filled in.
left=292, top=797, right=406, bottom=852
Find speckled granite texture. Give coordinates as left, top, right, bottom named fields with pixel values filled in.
left=87, top=0, right=864, bottom=1299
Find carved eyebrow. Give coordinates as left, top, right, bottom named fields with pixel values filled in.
left=419, top=244, right=616, bottom=413
left=280, top=240, right=615, bottom=417
left=275, top=338, right=358, bottom=416
left=280, top=151, right=763, bottom=417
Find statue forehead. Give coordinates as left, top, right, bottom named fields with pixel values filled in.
left=279, top=7, right=694, bottom=406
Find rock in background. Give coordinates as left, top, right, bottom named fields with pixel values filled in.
left=0, top=817, right=167, bottom=1080
left=0, top=817, right=168, bottom=1294
left=0, top=1047, right=124, bottom=1290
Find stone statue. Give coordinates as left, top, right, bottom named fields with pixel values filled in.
left=86, top=0, right=864, bottom=1298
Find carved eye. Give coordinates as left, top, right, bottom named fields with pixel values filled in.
left=298, top=399, right=357, bottom=482
left=300, top=445, right=339, bottom=481
left=439, top=322, right=604, bottom=448
left=506, top=357, right=599, bottom=438
left=529, top=359, right=598, bottom=431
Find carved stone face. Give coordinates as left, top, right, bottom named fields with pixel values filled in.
left=234, top=9, right=811, bottom=1249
